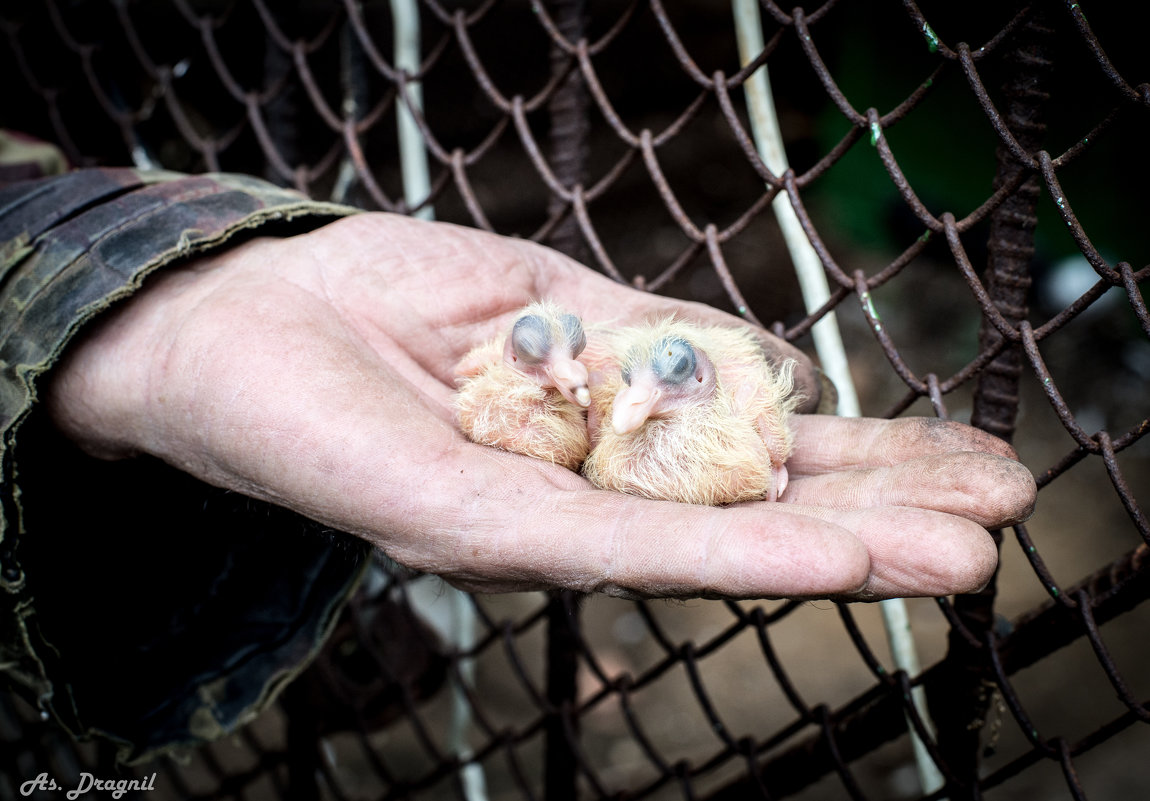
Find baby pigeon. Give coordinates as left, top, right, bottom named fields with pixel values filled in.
left=454, top=301, right=591, bottom=470
left=581, top=317, right=798, bottom=505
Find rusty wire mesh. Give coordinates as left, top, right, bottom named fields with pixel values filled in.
left=2, top=0, right=1149, bottom=799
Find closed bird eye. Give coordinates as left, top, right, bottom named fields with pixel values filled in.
left=559, top=313, right=587, bottom=358
left=511, top=315, right=551, bottom=364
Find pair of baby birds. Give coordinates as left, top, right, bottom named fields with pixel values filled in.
left=453, top=301, right=799, bottom=506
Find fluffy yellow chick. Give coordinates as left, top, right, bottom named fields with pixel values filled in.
left=454, top=302, right=591, bottom=470
left=581, top=318, right=798, bottom=505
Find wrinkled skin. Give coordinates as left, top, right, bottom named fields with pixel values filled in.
left=46, top=213, right=1036, bottom=601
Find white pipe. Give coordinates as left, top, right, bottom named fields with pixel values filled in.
left=391, top=0, right=434, bottom=221
left=731, top=1, right=944, bottom=795
left=389, top=1, right=482, bottom=797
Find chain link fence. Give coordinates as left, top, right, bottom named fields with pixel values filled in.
left=2, top=0, right=1148, bottom=798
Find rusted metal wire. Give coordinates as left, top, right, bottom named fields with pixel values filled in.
left=2, top=1, right=1148, bottom=799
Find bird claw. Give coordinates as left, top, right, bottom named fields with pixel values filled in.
left=773, top=463, right=789, bottom=501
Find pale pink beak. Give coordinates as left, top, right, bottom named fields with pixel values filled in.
left=546, top=358, right=591, bottom=408
left=611, top=378, right=662, bottom=435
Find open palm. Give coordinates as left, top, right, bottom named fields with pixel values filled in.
left=47, top=213, right=1035, bottom=600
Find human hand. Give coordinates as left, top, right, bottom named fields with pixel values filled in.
left=45, top=213, right=1035, bottom=600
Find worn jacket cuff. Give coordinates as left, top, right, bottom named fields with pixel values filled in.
left=0, top=168, right=367, bottom=763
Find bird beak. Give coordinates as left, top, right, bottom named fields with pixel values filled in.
left=611, top=379, right=662, bottom=435
left=547, top=358, right=591, bottom=408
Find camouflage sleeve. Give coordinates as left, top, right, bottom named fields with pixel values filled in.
left=0, top=167, right=369, bottom=763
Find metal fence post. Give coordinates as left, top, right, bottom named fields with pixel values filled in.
left=931, top=8, right=1058, bottom=798
left=543, top=1, right=589, bottom=794
left=545, top=590, right=583, bottom=801
left=545, top=0, right=589, bottom=264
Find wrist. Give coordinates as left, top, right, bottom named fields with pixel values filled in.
left=44, top=249, right=241, bottom=461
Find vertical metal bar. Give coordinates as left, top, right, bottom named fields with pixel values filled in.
left=331, top=13, right=369, bottom=204
left=391, top=0, right=435, bottom=220
left=931, top=8, right=1057, bottom=799
left=543, top=2, right=588, bottom=796
left=261, top=5, right=303, bottom=188
left=544, top=590, right=582, bottom=801
left=545, top=0, right=589, bottom=263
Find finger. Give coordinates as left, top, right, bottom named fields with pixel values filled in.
left=786, top=505, right=999, bottom=599
left=413, top=470, right=997, bottom=601
left=781, top=451, right=1037, bottom=529
left=397, top=483, right=875, bottom=600
left=788, top=416, right=1021, bottom=474
left=381, top=438, right=990, bottom=601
